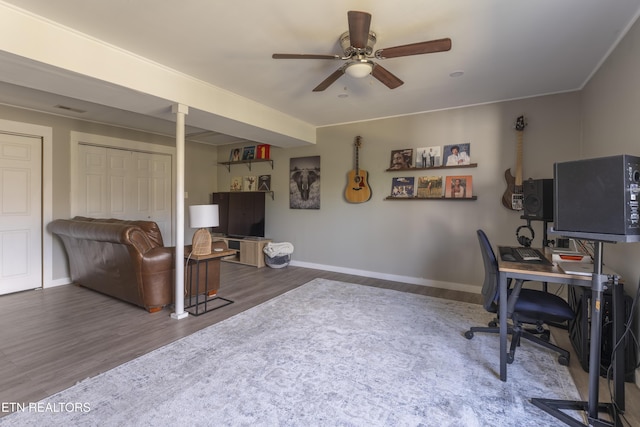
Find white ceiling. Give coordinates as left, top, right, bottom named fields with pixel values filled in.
left=1, top=0, right=640, bottom=146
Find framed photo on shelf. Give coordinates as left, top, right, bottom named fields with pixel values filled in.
left=416, top=146, right=441, bottom=168
left=242, top=145, right=256, bottom=160
left=243, top=176, right=257, bottom=191
left=229, top=147, right=241, bottom=162
left=445, top=175, right=473, bottom=198
left=258, top=174, right=271, bottom=191
left=230, top=176, right=243, bottom=191
left=390, top=177, right=415, bottom=198
left=256, top=144, right=270, bottom=159
left=416, top=176, right=443, bottom=198
left=389, top=148, right=413, bottom=169
left=443, top=143, right=471, bottom=166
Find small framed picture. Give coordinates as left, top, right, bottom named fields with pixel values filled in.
left=390, top=177, right=415, bottom=198
left=443, top=143, right=471, bottom=166
left=258, top=174, right=271, bottom=191
left=256, top=144, right=270, bottom=160
left=416, top=146, right=441, bottom=168
left=229, top=148, right=241, bottom=162
left=243, top=176, right=257, bottom=191
left=242, top=146, right=256, bottom=160
left=416, top=176, right=443, bottom=198
left=389, top=148, right=413, bottom=169
left=445, top=175, right=473, bottom=198
left=230, top=176, right=243, bottom=191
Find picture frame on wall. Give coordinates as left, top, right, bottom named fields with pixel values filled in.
left=443, top=143, right=471, bottom=166
left=290, top=156, right=321, bottom=209
left=258, top=174, right=271, bottom=191
left=416, top=176, right=443, bottom=198
left=445, top=175, right=473, bottom=198
left=416, top=146, right=441, bottom=168
left=230, top=176, right=243, bottom=191
left=389, top=148, right=413, bottom=169
left=229, top=147, right=241, bottom=162
left=390, top=177, right=415, bottom=198
left=256, top=144, right=270, bottom=159
left=242, top=145, right=256, bottom=160
left=243, top=176, right=257, bottom=191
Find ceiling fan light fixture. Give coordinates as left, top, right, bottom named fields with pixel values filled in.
left=345, top=61, right=373, bottom=78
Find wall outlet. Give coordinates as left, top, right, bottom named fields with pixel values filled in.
left=184, top=191, right=188, bottom=199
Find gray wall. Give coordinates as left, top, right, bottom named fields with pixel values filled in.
left=580, top=11, right=640, bottom=372
left=218, top=92, right=582, bottom=291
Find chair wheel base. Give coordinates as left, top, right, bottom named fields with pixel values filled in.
left=464, top=330, right=474, bottom=339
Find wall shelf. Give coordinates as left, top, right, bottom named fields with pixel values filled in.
left=385, top=163, right=477, bottom=172
left=218, top=158, right=273, bottom=172
left=384, top=196, right=477, bottom=201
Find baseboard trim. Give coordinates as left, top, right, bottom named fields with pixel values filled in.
left=46, top=277, right=72, bottom=288
left=289, top=260, right=480, bottom=295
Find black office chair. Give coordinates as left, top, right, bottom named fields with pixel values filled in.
left=464, top=229, right=574, bottom=366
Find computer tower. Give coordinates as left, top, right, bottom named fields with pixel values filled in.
left=523, top=178, right=554, bottom=221
left=554, top=155, right=640, bottom=236
left=567, top=285, right=636, bottom=382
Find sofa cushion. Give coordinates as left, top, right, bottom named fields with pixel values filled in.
left=72, top=216, right=164, bottom=248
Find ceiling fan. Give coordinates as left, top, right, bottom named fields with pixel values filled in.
left=272, top=10, right=452, bottom=92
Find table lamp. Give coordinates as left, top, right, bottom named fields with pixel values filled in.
left=189, top=204, right=219, bottom=256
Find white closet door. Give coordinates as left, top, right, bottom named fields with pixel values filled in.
left=77, top=144, right=108, bottom=217
left=77, top=145, right=173, bottom=244
left=0, top=133, right=42, bottom=295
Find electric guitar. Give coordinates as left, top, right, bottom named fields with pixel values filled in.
left=501, top=115, right=527, bottom=210
left=344, top=136, right=372, bottom=203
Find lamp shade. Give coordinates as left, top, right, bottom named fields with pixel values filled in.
left=189, top=204, right=219, bottom=228
left=189, top=204, right=219, bottom=256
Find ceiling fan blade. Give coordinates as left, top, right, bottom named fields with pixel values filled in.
left=272, top=53, right=341, bottom=60
left=375, top=38, right=452, bottom=59
left=347, top=11, right=372, bottom=49
left=371, top=64, right=404, bottom=89
left=312, top=67, right=346, bottom=92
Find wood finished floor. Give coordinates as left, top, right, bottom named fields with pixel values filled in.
left=0, top=262, right=638, bottom=425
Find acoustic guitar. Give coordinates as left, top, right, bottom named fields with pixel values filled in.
left=501, top=115, right=527, bottom=210
left=344, top=136, right=372, bottom=203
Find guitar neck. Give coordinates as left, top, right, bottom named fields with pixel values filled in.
left=515, top=131, right=523, bottom=187
left=354, top=136, right=361, bottom=174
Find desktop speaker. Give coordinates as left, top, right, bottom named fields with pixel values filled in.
left=554, top=155, right=640, bottom=237
left=523, top=178, right=554, bottom=221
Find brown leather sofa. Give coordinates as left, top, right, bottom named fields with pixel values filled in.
left=50, top=216, right=176, bottom=313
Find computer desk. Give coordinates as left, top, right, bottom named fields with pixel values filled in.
left=497, top=246, right=626, bottom=427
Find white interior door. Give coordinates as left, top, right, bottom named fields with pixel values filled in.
left=0, top=132, right=42, bottom=295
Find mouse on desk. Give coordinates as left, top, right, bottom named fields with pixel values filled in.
left=502, top=253, right=516, bottom=262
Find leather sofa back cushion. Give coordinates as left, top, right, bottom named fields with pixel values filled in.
left=72, top=216, right=164, bottom=248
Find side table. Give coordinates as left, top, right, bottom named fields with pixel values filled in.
left=184, top=247, right=235, bottom=316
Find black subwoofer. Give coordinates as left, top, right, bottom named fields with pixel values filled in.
left=523, top=178, right=554, bottom=221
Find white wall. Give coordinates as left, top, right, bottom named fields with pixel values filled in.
left=218, top=92, right=582, bottom=291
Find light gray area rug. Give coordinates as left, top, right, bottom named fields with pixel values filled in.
left=2, top=279, right=581, bottom=426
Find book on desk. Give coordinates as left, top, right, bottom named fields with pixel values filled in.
left=558, top=262, right=617, bottom=277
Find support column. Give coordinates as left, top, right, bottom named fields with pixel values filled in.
left=171, top=103, right=189, bottom=320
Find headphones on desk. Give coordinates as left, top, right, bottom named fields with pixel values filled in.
left=516, top=224, right=535, bottom=247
